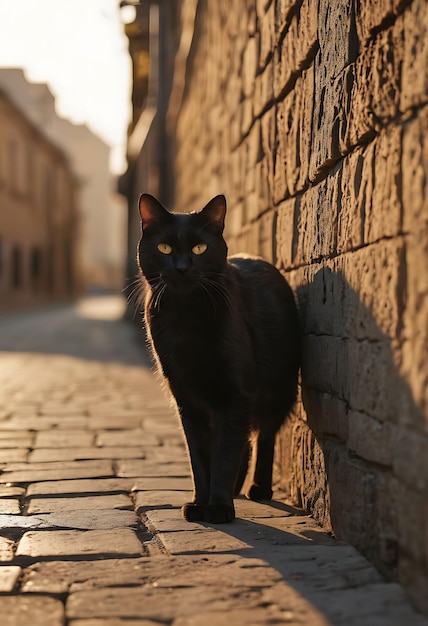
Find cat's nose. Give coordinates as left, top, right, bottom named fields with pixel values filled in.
left=175, top=258, right=190, bottom=273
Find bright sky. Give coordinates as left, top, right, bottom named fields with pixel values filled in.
left=0, top=0, right=132, bottom=174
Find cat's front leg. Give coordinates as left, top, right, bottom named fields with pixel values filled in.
left=205, top=403, right=251, bottom=524
left=177, top=403, right=211, bottom=521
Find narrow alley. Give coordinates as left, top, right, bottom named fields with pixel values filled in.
left=0, top=298, right=425, bottom=625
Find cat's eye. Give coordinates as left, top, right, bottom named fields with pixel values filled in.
left=157, top=243, right=172, bottom=255
left=192, top=243, right=208, bottom=255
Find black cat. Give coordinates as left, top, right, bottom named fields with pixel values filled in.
left=137, top=194, right=300, bottom=523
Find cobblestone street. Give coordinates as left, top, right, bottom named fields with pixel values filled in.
left=0, top=297, right=426, bottom=625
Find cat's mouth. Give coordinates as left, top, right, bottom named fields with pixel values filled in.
left=162, top=271, right=200, bottom=294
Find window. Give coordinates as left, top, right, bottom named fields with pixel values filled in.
left=30, top=247, right=42, bottom=290
left=11, top=246, right=22, bottom=289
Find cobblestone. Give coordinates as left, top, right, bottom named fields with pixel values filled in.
left=0, top=565, right=21, bottom=592
left=16, top=529, right=144, bottom=559
left=26, top=494, right=133, bottom=514
left=0, top=298, right=426, bottom=625
left=0, top=498, right=21, bottom=514
left=0, top=596, right=64, bottom=626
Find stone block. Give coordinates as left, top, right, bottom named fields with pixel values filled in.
left=241, top=97, right=254, bottom=137
left=318, top=0, right=358, bottom=76
left=66, top=585, right=262, bottom=623
left=293, top=164, right=340, bottom=265
left=0, top=596, right=64, bottom=626
left=347, top=338, right=401, bottom=422
left=401, top=0, right=428, bottom=114
left=398, top=556, right=428, bottom=616
left=302, top=334, right=350, bottom=399
left=273, top=16, right=298, bottom=99
left=0, top=565, right=21, bottom=592
left=296, top=0, right=318, bottom=69
left=145, top=508, right=204, bottom=532
left=88, top=414, right=142, bottom=430
left=364, top=128, right=402, bottom=244
left=355, top=0, right=396, bottom=43
left=348, top=411, right=393, bottom=466
left=28, top=446, right=145, bottom=463
left=400, top=230, right=428, bottom=425
left=337, top=144, right=371, bottom=254
left=34, top=430, right=94, bottom=448
left=0, top=432, right=34, bottom=448
left=96, top=429, right=160, bottom=447
left=16, top=529, right=143, bottom=558
left=257, top=211, right=276, bottom=261
left=115, top=459, right=189, bottom=478
left=276, top=198, right=296, bottom=269
left=392, top=428, right=428, bottom=491
left=276, top=419, right=332, bottom=527
left=274, top=0, right=297, bottom=41
left=295, top=262, right=342, bottom=336
left=310, top=61, right=351, bottom=181
left=346, top=19, right=403, bottom=150
left=0, top=448, right=29, bottom=462
left=255, top=158, right=274, bottom=219
left=394, top=479, right=427, bottom=564
left=242, top=35, right=259, bottom=98
left=402, top=107, right=428, bottom=231
left=341, top=239, right=406, bottom=340
left=0, top=536, right=15, bottom=560
left=303, top=388, right=349, bottom=442
left=254, top=59, right=274, bottom=118
left=0, top=460, right=114, bottom=483
left=158, top=527, right=250, bottom=555
left=135, top=490, right=193, bottom=512
left=259, top=0, right=275, bottom=69
left=23, top=557, right=159, bottom=593
left=131, top=476, right=193, bottom=491
left=26, top=478, right=133, bottom=496
left=0, top=498, right=21, bottom=514
left=27, top=494, right=133, bottom=514
left=275, top=71, right=313, bottom=200
left=36, top=509, right=140, bottom=531
left=324, top=446, right=378, bottom=550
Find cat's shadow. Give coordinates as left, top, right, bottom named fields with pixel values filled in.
left=196, top=265, right=424, bottom=618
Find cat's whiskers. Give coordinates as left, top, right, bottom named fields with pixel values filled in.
left=124, top=276, right=146, bottom=320
left=198, top=280, right=220, bottom=320
left=199, top=276, right=232, bottom=315
left=200, top=276, right=233, bottom=311
left=150, top=279, right=167, bottom=311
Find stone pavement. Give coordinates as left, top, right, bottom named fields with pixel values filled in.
left=0, top=296, right=426, bottom=626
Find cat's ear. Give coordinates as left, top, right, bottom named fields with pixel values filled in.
left=199, top=195, right=226, bottom=233
left=139, top=194, right=170, bottom=231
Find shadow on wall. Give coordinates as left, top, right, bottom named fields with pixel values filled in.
left=276, top=265, right=427, bottom=611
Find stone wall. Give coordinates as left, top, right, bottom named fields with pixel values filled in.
left=170, top=0, right=428, bottom=613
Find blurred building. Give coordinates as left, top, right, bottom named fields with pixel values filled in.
left=0, top=68, right=127, bottom=295
left=118, top=1, right=182, bottom=307
left=0, top=87, right=79, bottom=310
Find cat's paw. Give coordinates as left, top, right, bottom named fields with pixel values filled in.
left=204, top=504, right=235, bottom=524
left=246, top=484, right=273, bottom=501
left=181, top=502, right=206, bottom=522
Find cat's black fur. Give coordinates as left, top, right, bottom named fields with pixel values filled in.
left=137, top=194, right=300, bottom=523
